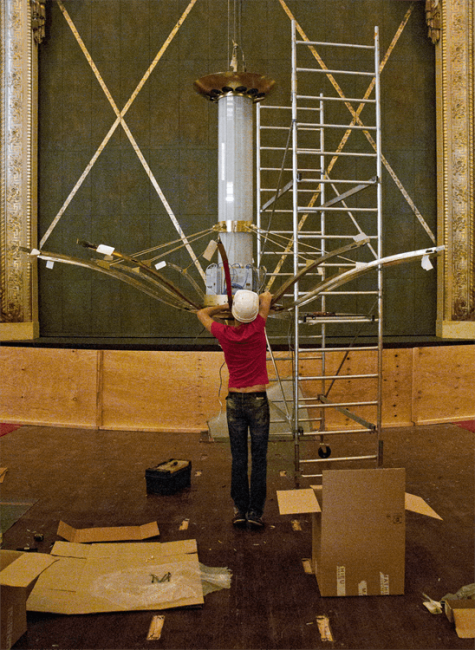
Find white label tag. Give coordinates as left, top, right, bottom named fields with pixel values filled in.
left=96, top=244, right=115, bottom=256
left=203, top=240, right=218, bottom=261
left=358, top=580, right=368, bottom=596
left=336, top=566, right=346, bottom=596
left=380, top=572, right=390, bottom=595
left=46, top=260, right=54, bottom=269
left=154, top=261, right=167, bottom=271
left=421, top=254, right=433, bottom=271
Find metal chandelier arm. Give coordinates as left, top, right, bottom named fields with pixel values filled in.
left=270, top=235, right=370, bottom=306
left=77, top=240, right=201, bottom=310
left=20, top=247, right=194, bottom=312
left=276, top=246, right=446, bottom=312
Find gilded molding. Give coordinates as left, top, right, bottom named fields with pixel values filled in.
left=436, top=0, right=474, bottom=336
left=425, top=0, right=441, bottom=44
left=1, top=0, right=37, bottom=333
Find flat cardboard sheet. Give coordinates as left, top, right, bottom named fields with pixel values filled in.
left=277, top=489, right=321, bottom=515
left=404, top=493, right=442, bottom=520
left=27, top=539, right=203, bottom=614
left=0, top=552, right=57, bottom=588
left=57, top=520, right=160, bottom=543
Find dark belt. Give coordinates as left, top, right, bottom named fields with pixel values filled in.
left=228, top=391, right=267, bottom=398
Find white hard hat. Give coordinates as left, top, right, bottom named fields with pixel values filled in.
left=232, top=290, right=259, bottom=323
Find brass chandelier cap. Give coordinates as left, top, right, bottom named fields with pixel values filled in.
left=194, top=72, right=275, bottom=103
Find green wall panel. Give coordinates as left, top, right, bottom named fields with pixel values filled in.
left=38, top=0, right=436, bottom=340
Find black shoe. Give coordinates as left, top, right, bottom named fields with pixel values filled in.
left=248, top=511, right=264, bottom=528
left=233, top=509, right=247, bottom=527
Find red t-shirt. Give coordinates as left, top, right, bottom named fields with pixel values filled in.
left=211, top=314, right=269, bottom=389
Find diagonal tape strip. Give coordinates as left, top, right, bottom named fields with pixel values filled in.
left=278, top=0, right=435, bottom=243
left=42, top=0, right=205, bottom=279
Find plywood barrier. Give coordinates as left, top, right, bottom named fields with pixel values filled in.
left=101, top=351, right=228, bottom=432
left=412, top=345, right=475, bottom=425
left=0, top=347, right=99, bottom=428
left=0, top=345, right=473, bottom=431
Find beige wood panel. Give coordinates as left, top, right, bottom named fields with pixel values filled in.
left=0, top=347, right=99, bottom=427
left=382, top=349, right=413, bottom=427
left=295, top=349, right=414, bottom=430
left=101, top=351, right=227, bottom=432
left=412, top=345, right=475, bottom=424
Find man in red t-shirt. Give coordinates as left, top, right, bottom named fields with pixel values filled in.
left=197, top=291, right=272, bottom=527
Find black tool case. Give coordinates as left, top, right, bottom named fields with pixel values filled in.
left=145, top=459, right=191, bottom=495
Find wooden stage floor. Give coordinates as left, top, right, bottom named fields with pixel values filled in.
left=1, top=423, right=473, bottom=650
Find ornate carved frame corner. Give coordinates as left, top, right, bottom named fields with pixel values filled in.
left=1, top=0, right=39, bottom=341
left=435, top=0, right=475, bottom=339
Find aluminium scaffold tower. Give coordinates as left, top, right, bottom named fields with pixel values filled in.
left=256, top=21, right=384, bottom=484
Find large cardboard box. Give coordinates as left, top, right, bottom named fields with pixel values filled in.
left=277, top=468, right=442, bottom=597
left=0, top=551, right=57, bottom=649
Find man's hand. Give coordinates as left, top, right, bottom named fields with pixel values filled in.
left=196, top=303, right=230, bottom=332
left=259, top=291, right=273, bottom=321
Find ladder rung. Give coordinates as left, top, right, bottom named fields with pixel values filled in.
left=297, top=374, right=378, bottom=381
left=300, top=454, right=378, bottom=465
left=297, top=149, right=377, bottom=157
left=297, top=122, right=376, bottom=131
left=298, top=206, right=378, bottom=212
left=300, top=428, right=374, bottom=436
left=297, top=94, right=376, bottom=104
left=298, top=346, right=378, bottom=352
left=296, top=39, right=375, bottom=51
left=298, top=400, right=378, bottom=407
left=297, top=67, right=374, bottom=77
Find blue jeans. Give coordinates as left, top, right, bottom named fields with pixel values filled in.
left=226, top=392, right=270, bottom=517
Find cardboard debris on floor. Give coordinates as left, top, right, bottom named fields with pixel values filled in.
left=277, top=468, right=442, bottom=597
left=0, top=550, right=57, bottom=650
left=444, top=600, right=475, bottom=638
left=26, top=539, right=203, bottom=614
left=57, top=520, right=160, bottom=543
left=147, top=614, right=165, bottom=641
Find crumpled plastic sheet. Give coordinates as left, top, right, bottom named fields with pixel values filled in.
left=423, top=584, right=475, bottom=615
left=200, top=563, right=232, bottom=596
left=442, top=583, right=475, bottom=602
left=90, top=562, right=232, bottom=609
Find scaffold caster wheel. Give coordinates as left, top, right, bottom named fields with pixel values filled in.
left=318, top=445, right=331, bottom=458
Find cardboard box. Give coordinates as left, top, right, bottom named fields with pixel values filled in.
left=277, top=468, right=442, bottom=597
left=27, top=539, right=203, bottom=614
left=445, top=600, right=475, bottom=638
left=0, top=551, right=57, bottom=649
left=57, top=520, right=159, bottom=543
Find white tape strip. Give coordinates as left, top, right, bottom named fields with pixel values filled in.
left=154, top=261, right=167, bottom=271
left=97, top=244, right=115, bottom=256
left=380, top=572, right=390, bottom=595
left=358, top=580, right=368, bottom=596
left=336, top=566, right=346, bottom=596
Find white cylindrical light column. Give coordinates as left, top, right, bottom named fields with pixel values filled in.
left=194, top=72, right=275, bottom=304
left=218, top=94, right=254, bottom=265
